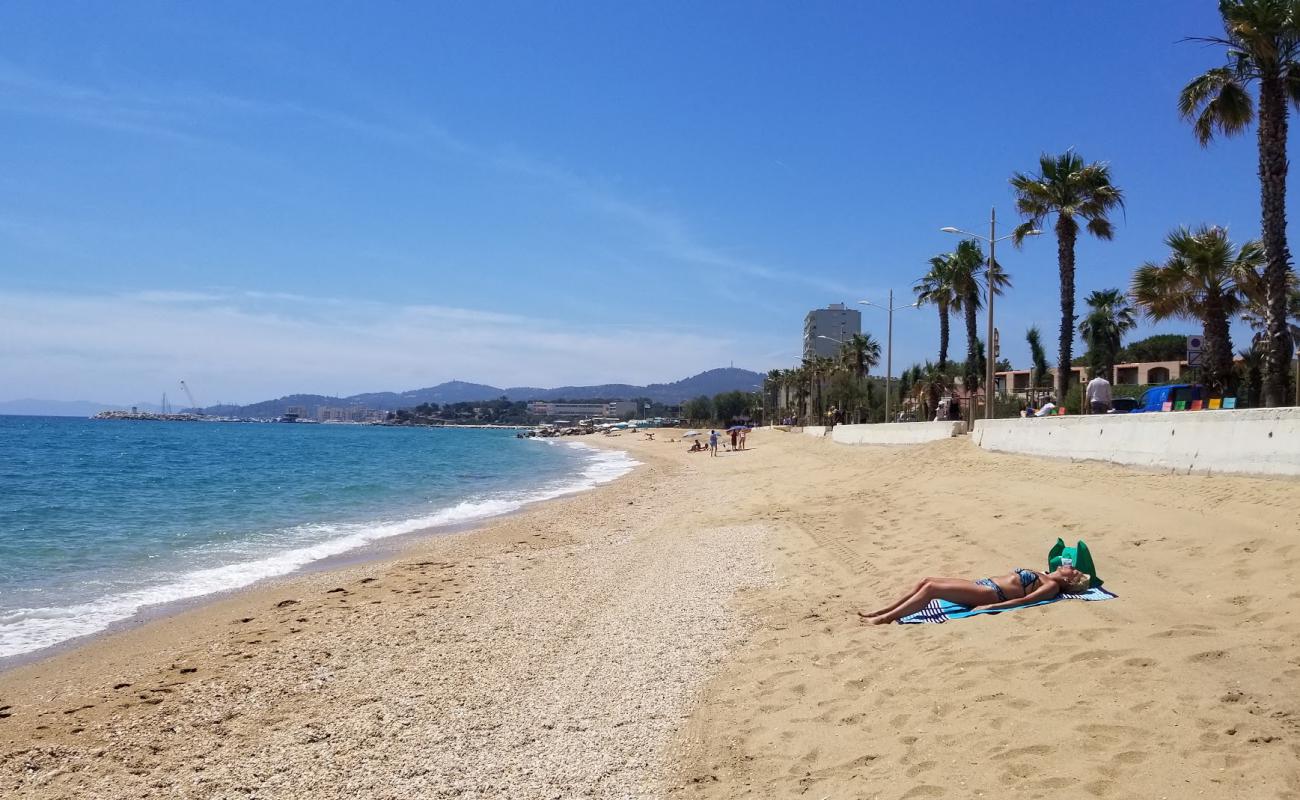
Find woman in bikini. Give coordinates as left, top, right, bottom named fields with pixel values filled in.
left=857, top=564, right=1091, bottom=625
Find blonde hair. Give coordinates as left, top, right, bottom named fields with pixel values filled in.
left=1064, top=571, right=1091, bottom=593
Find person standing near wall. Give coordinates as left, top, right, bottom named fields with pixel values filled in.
left=1086, top=370, right=1112, bottom=415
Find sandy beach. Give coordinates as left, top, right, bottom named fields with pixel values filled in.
left=3, top=429, right=1299, bottom=798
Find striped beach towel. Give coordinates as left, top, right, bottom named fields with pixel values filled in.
left=898, top=586, right=1118, bottom=624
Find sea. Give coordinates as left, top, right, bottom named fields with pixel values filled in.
left=0, top=416, right=636, bottom=661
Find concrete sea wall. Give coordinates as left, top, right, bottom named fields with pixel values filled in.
left=829, top=420, right=967, bottom=445
left=971, top=408, right=1300, bottom=477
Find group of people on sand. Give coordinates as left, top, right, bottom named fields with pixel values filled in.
left=685, top=427, right=749, bottom=456
left=858, top=562, right=1091, bottom=624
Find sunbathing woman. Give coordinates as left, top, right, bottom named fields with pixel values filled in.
left=858, top=564, right=1091, bottom=624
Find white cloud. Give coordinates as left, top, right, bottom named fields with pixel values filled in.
left=0, top=290, right=760, bottom=405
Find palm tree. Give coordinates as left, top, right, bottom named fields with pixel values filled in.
left=840, top=332, right=882, bottom=379
left=914, top=362, right=949, bottom=422
left=764, top=369, right=782, bottom=420
left=948, top=239, right=1011, bottom=396
left=1181, top=0, right=1300, bottom=406
left=789, top=365, right=810, bottom=423
left=778, top=368, right=797, bottom=418
left=1239, top=266, right=1299, bottom=400
left=1237, top=345, right=1265, bottom=407
left=816, top=355, right=839, bottom=420
left=1025, top=326, right=1050, bottom=389
left=1131, top=225, right=1263, bottom=395
left=1078, top=288, right=1138, bottom=380
left=915, top=254, right=960, bottom=370
left=1011, top=150, right=1125, bottom=400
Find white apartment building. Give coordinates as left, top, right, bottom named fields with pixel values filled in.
left=803, top=303, right=862, bottom=360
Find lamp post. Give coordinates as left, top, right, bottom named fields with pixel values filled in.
left=941, top=209, right=1041, bottom=420
left=857, top=291, right=920, bottom=424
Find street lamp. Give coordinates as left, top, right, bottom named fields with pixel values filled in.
left=858, top=291, right=920, bottom=424
left=942, top=209, right=1041, bottom=420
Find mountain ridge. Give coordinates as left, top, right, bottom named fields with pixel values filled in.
left=5, top=369, right=767, bottom=419
left=204, top=367, right=765, bottom=418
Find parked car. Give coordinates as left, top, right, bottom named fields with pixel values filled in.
left=1133, top=384, right=1202, bottom=413
left=1109, top=396, right=1139, bottom=412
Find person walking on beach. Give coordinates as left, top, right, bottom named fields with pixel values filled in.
left=739, top=428, right=748, bottom=450
left=729, top=427, right=739, bottom=450
left=708, top=429, right=719, bottom=456
left=1086, top=370, right=1112, bottom=414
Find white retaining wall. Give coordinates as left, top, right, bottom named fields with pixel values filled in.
left=971, top=408, right=1300, bottom=477
left=830, top=420, right=967, bottom=445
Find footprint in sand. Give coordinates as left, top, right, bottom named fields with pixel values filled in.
left=904, top=759, right=936, bottom=778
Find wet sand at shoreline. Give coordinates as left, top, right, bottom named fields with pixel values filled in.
left=3, top=430, right=1298, bottom=798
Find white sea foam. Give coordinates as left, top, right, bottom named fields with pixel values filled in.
left=0, top=444, right=638, bottom=660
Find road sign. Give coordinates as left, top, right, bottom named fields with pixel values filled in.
left=1186, top=335, right=1204, bottom=366
left=993, top=327, right=1000, bottom=357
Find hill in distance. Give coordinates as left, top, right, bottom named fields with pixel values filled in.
left=207, top=368, right=765, bottom=418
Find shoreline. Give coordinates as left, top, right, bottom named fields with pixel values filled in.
left=0, top=437, right=637, bottom=672
left=5, top=431, right=1299, bottom=798
left=1, top=430, right=763, bottom=798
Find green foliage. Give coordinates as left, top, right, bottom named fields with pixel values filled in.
left=1010, top=149, right=1124, bottom=398
left=1181, top=0, right=1300, bottom=405
left=712, top=390, right=754, bottom=422
left=1026, top=326, right=1050, bottom=387
left=839, top=333, right=882, bottom=378
left=915, top=254, right=959, bottom=368
left=683, top=395, right=713, bottom=422
left=1132, top=225, right=1261, bottom=393
left=1179, top=1, right=1300, bottom=147
left=1117, top=333, right=1189, bottom=363
left=398, top=396, right=531, bottom=424
left=1079, top=288, right=1137, bottom=378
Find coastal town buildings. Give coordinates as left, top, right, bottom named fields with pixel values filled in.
left=803, top=303, right=861, bottom=360
left=526, top=401, right=639, bottom=419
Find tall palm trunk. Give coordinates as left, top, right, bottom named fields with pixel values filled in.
left=963, top=292, right=979, bottom=393
left=937, top=302, right=950, bottom=370
left=1055, top=218, right=1078, bottom=400
left=1203, top=291, right=1235, bottom=396
left=1257, top=74, right=1293, bottom=406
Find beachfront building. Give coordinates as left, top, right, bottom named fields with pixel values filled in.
left=803, top=303, right=861, bottom=360
left=995, top=360, right=1192, bottom=396
left=526, top=400, right=639, bottom=419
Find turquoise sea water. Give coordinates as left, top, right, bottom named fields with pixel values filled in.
left=0, top=417, right=635, bottom=659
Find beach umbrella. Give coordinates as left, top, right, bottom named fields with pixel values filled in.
left=682, top=430, right=702, bottom=438
left=726, top=425, right=751, bottom=431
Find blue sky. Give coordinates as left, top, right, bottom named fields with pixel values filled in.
left=0, top=1, right=1281, bottom=404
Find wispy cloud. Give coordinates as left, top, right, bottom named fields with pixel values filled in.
left=0, top=60, right=854, bottom=298
left=0, top=290, right=771, bottom=405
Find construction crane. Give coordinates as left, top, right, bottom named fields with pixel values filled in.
left=179, top=380, right=199, bottom=414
